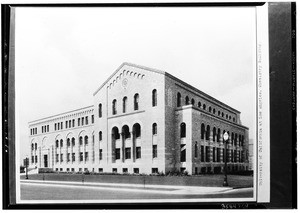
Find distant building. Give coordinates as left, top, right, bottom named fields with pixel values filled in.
left=248, top=139, right=254, bottom=170
left=29, top=62, right=249, bottom=175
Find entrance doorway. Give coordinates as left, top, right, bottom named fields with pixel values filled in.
left=44, top=155, right=48, bottom=168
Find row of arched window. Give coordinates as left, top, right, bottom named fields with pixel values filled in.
left=176, top=92, right=236, bottom=122
left=111, top=123, right=158, bottom=140
left=55, top=136, right=89, bottom=148
left=31, top=143, right=38, bottom=150
left=99, top=89, right=157, bottom=118
left=179, top=122, right=244, bottom=146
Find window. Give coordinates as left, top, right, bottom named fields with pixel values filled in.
left=31, top=143, right=34, bottom=150
left=84, top=136, right=88, bottom=145
left=60, top=139, right=63, bottom=147
left=35, top=155, right=38, bottom=163
left=123, top=168, right=128, bottom=173
left=206, top=125, right=210, bottom=140
left=133, top=123, right=141, bottom=138
left=112, top=127, right=120, bottom=140
left=42, top=126, right=44, bottom=133
left=123, top=97, right=127, bottom=113
left=201, top=123, right=205, bottom=139
left=98, top=103, right=102, bottom=118
left=55, top=140, right=59, bottom=148
left=85, top=152, right=88, bottom=161
left=205, top=146, right=210, bottom=162
left=91, top=115, right=94, bottom=124
left=209, top=106, right=212, bottom=112
left=72, top=138, right=75, bottom=146
left=125, top=148, right=131, bottom=159
left=203, top=104, right=206, bottom=110
left=115, top=148, right=120, bottom=160
left=191, top=98, right=195, bottom=105
left=136, top=147, right=141, bottom=159
left=67, top=138, right=70, bottom=147
left=80, top=152, right=83, bottom=161
left=217, top=148, right=221, bottom=162
left=56, top=154, right=59, bottom=163
left=152, top=89, right=157, bottom=106
left=122, top=125, right=130, bottom=139
left=68, top=120, right=71, bottom=128
left=72, top=153, right=75, bottom=162
left=180, top=144, right=186, bottom=162
left=152, top=168, right=158, bottom=174
left=78, top=118, right=80, bottom=126
left=55, top=123, right=57, bottom=130
left=152, top=123, right=157, bottom=135
left=185, top=96, right=189, bottom=105
left=177, top=92, right=181, bottom=107
left=35, top=143, right=37, bottom=150
left=213, top=108, right=216, bottom=114
left=134, top=168, right=139, bottom=174
left=99, top=131, right=102, bottom=141
left=217, top=128, right=221, bottom=142
left=98, top=168, right=103, bottom=173
left=213, top=127, right=216, bottom=142
left=66, top=121, right=68, bottom=128
left=32, top=156, right=34, bottom=163
left=152, top=145, right=157, bottom=158
left=79, top=136, right=83, bottom=146
left=85, top=116, right=88, bottom=125
left=134, top=93, right=139, bottom=110
left=201, top=146, right=204, bottom=162
left=112, top=99, right=117, bottom=115
left=213, top=147, right=216, bottom=162
left=61, top=122, right=63, bottom=129
left=81, top=117, right=84, bottom=126
left=72, top=119, right=75, bottom=127
left=198, top=102, right=201, bottom=108
left=112, top=168, right=117, bottom=173
left=60, top=154, right=63, bottom=162
left=195, top=142, right=198, bottom=158
left=99, top=149, right=103, bottom=160
left=58, top=123, right=60, bottom=130
left=180, top=123, right=186, bottom=138
left=67, top=153, right=70, bottom=162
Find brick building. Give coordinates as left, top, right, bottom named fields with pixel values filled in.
left=29, top=62, right=249, bottom=175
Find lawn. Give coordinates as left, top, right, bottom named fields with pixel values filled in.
left=21, top=173, right=253, bottom=188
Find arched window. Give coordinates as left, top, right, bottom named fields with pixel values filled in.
left=60, top=139, right=63, bottom=147
left=72, top=137, right=75, bottom=146
left=79, top=136, right=83, bottom=145
left=122, top=125, right=131, bottom=139
left=233, top=117, right=236, bottom=122
left=209, top=106, right=212, bottom=112
left=123, top=97, right=127, bottom=113
left=222, top=112, right=224, bottom=117
left=152, top=123, right=157, bottom=135
left=201, top=123, right=205, bottom=139
left=213, top=108, right=216, bottom=114
left=152, top=89, right=157, bottom=107
left=67, top=138, right=70, bottom=147
left=198, top=102, right=201, bottom=108
left=226, top=114, right=228, bottom=119
left=55, top=140, right=59, bottom=148
left=206, top=125, right=210, bottom=140
left=213, top=127, right=216, bottom=142
left=98, top=103, right=102, bottom=118
left=134, top=93, right=139, bottom=110
left=35, top=143, right=37, bottom=150
left=112, top=127, right=120, bottom=140
left=133, top=123, right=141, bottom=138
left=31, top=143, right=34, bottom=150
left=218, top=111, right=220, bottom=116
left=203, top=104, right=206, bottom=110
left=229, top=115, right=231, bottom=120
left=177, top=92, right=181, bottom=107
left=185, top=96, right=189, bottom=105
left=84, top=136, right=88, bottom=145
left=180, top=122, right=186, bottom=138
left=112, top=99, right=117, bottom=115
left=191, top=98, right=195, bottom=105
left=217, top=128, right=221, bottom=142
left=99, top=131, right=102, bottom=141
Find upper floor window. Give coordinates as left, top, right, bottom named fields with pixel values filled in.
left=78, top=118, right=80, bottom=126
left=85, top=116, right=88, bottom=125
left=185, top=96, right=189, bottom=105
left=112, top=99, right=117, bottom=115
left=65, top=121, right=68, bottom=129
left=98, top=103, right=102, bottom=118
left=91, top=115, right=94, bottom=123
left=84, top=136, right=88, bottom=145
left=133, top=123, right=141, bottom=138
left=152, top=123, right=157, bottom=135
left=180, top=122, right=186, bottom=138
left=203, top=104, right=206, bottom=110
left=134, top=93, right=139, bottom=110
left=152, top=89, right=157, bottom=107
left=177, top=92, right=181, bottom=107
left=191, top=98, right=195, bottom=105
left=198, top=102, right=201, bottom=108
left=60, top=139, right=63, bottom=147
left=123, top=97, right=127, bottom=113
left=99, top=131, right=102, bottom=141
left=209, top=106, right=212, bottom=112
left=81, top=117, right=84, bottom=126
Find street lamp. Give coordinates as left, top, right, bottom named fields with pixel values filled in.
left=223, top=131, right=229, bottom=187
left=25, top=157, right=29, bottom=179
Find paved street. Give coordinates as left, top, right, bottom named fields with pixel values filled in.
left=20, top=180, right=253, bottom=201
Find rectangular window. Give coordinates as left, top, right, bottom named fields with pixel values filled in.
left=72, top=119, right=75, bottom=127
left=231, top=150, right=233, bottom=162
left=42, top=126, right=44, bottom=133
left=85, top=116, right=88, bottom=125
left=200, top=146, right=204, bottom=162
left=153, top=145, right=157, bottom=158
left=66, top=121, right=68, bottom=128
left=78, top=118, right=80, bottom=126
left=47, top=125, right=49, bottom=132
left=112, top=168, right=117, bottom=173
left=205, top=146, right=210, bottom=162
left=125, top=148, right=131, bottom=159
left=69, top=120, right=71, bottom=128
left=136, top=147, right=141, bottom=159
left=31, top=156, right=34, bottom=163
left=91, top=115, right=94, bottom=124
left=72, top=153, right=75, bottom=162
left=61, top=122, right=63, bottom=129
left=81, top=117, right=84, bottom=126
left=134, top=168, right=139, bottom=174
left=67, top=168, right=70, bottom=172
left=217, top=148, right=221, bottom=162
left=152, top=168, right=158, bottom=174
left=60, top=154, right=63, bottom=162
left=60, top=168, right=63, bottom=171
left=123, top=168, right=128, bottom=173
left=99, top=149, right=103, bottom=160
left=80, top=152, right=83, bottom=161
left=98, top=168, right=103, bottom=173
left=213, top=147, right=216, bottom=162
left=58, top=122, right=60, bottom=130
left=35, top=155, right=38, bottom=163
left=115, top=148, right=120, bottom=160
left=180, top=144, right=186, bottom=162
left=55, top=123, right=57, bottom=130
left=67, top=153, right=70, bottom=162
left=71, top=168, right=75, bottom=172
left=85, top=152, right=89, bottom=161
left=56, top=154, right=59, bottom=162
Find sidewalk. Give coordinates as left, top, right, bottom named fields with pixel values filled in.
left=21, top=179, right=237, bottom=195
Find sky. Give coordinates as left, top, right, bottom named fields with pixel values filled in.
left=15, top=6, right=257, bottom=163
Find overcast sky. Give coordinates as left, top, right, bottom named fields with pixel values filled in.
left=15, top=6, right=256, bottom=162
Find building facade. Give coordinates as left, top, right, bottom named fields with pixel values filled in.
left=29, top=62, right=249, bottom=175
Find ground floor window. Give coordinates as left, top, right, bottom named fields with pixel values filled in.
left=125, top=148, right=131, bottom=159
left=134, top=168, right=139, bottom=174
left=112, top=168, right=117, bottom=173
left=152, top=145, right=157, bottom=158
left=67, top=168, right=70, bottom=172
left=56, top=168, right=58, bottom=171
left=123, top=168, right=128, bottom=173
left=79, top=168, right=82, bottom=172
left=35, top=155, right=38, bottom=163
left=60, top=168, right=63, bottom=171
left=201, top=146, right=204, bottom=162
left=99, top=149, right=103, bottom=160
left=31, top=156, right=34, bottom=164
left=71, top=168, right=74, bottom=172
left=180, top=144, right=186, bottom=162
left=98, top=168, right=103, bottom=173
left=205, top=146, right=210, bottom=162
left=152, top=168, right=158, bottom=174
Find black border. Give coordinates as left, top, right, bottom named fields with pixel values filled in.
left=2, top=2, right=296, bottom=209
